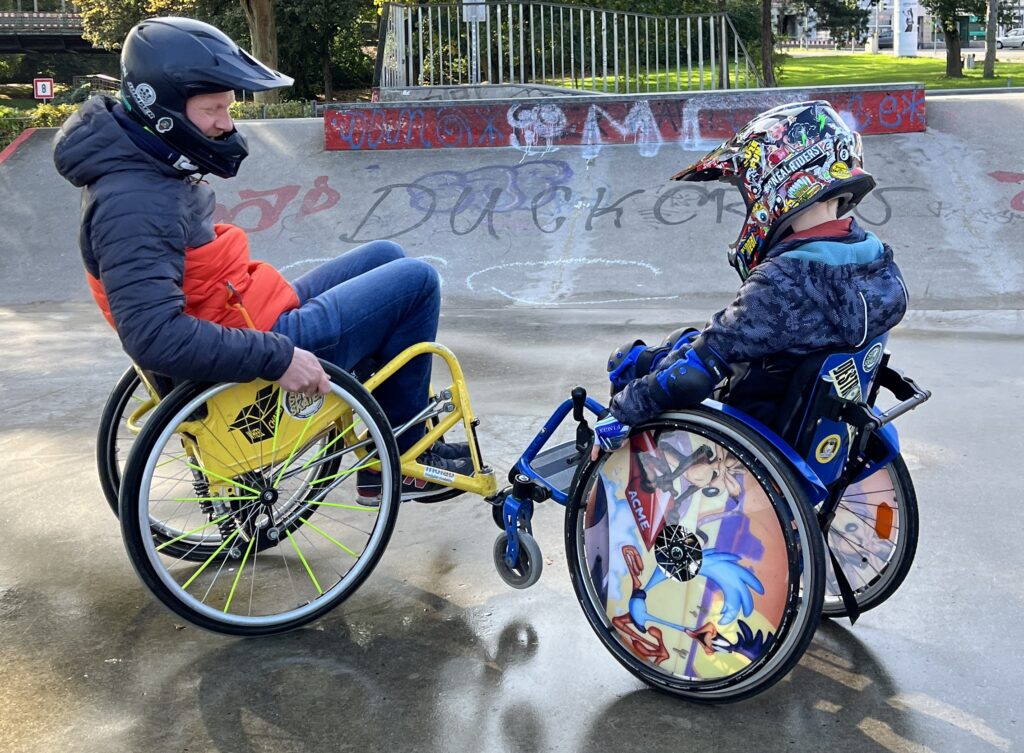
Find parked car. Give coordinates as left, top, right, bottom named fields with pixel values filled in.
left=878, top=28, right=893, bottom=49
left=997, top=28, right=1024, bottom=48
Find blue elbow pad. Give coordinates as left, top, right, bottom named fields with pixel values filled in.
left=649, top=340, right=731, bottom=410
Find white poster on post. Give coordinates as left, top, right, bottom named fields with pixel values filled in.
left=893, top=0, right=920, bottom=56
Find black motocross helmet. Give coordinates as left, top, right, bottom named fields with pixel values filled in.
left=120, top=17, right=293, bottom=178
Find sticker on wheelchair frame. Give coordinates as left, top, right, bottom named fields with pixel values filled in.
left=422, top=465, right=457, bottom=484
left=815, top=434, right=844, bottom=464
left=862, top=343, right=883, bottom=372
left=283, top=391, right=324, bottom=420
left=229, top=385, right=279, bottom=444
left=827, top=358, right=862, bottom=402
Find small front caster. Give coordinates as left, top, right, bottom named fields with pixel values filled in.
left=493, top=531, right=543, bottom=589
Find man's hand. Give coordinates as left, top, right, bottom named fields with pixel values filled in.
left=278, top=347, right=330, bottom=395
left=592, top=414, right=631, bottom=460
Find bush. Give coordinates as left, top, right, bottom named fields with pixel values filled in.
left=229, top=100, right=316, bottom=119
left=28, top=102, right=78, bottom=127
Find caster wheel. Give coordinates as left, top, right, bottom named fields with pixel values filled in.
left=493, top=531, right=543, bottom=589
left=491, top=499, right=506, bottom=530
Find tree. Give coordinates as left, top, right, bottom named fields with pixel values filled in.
left=919, top=0, right=985, bottom=77
left=807, top=0, right=873, bottom=45
left=983, top=0, right=997, bottom=77
left=239, top=0, right=280, bottom=103
left=761, top=0, right=777, bottom=86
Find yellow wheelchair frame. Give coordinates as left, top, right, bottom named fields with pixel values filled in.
left=106, top=342, right=499, bottom=507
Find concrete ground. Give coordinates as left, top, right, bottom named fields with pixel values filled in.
left=1, top=92, right=1022, bottom=752
left=0, top=303, right=1021, bottom=753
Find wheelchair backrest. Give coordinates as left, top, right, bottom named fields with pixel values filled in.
left=783, top=334, right=889, bottom=486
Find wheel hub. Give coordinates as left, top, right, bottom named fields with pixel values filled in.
left=654, top=525, right=703, bottom=582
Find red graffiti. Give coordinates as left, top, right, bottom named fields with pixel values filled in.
left=989, top=171, right=1024, bottom=213
left=214, top=176, right=341, bottom=231
left=299, top=175, right=342, bottom=217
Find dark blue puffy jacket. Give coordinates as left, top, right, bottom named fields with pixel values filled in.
left=53, top=96, right=293, bottom=382
left=610, top=219, right=908, bottom=425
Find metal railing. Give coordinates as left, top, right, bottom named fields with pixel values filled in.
left=0, top=12, right=82, bottom=32
left=376, top=1, right=761, bottom=94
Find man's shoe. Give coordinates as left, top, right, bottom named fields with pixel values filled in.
left=356, top=449, right=473, bottom=505
left=429, top=439, right=472, bottom=461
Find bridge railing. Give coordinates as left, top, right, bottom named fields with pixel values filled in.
left=0, top=12, right=83, bottom=32
left=376, top=1, right=761, bottom=94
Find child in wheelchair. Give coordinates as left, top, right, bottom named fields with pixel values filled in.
left=596, top=101, right=910, bottom=450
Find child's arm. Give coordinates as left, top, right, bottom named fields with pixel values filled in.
left=608, top=340, right=731, bottom=425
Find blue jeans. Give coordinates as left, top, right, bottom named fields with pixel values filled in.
left=272, top=241, right=440, bottom=452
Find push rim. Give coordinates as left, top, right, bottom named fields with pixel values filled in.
left=567, top=410, right=823, bottom=701
left=130, top=377, right=398, bottom=630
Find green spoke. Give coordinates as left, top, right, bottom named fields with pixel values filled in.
left=173, top=495, right=258, bottom=503
left=273, top=410, right=316, bottom=487
left=310, top=458, right=380, bottom=486
left=184, top=463, right=264, bottom=497
left=156, top=453, right=187, bottom=469
left=300, top=417, right=362, bottom=470
left=154, top=501, right=257, bottom=551
left=269, top=388, right=285, bottom=469
left=305, top=500, right=379, bottom=513
left=287, top=530, right=323, bottom=594
left=181, top=526, right=243, bottom=590
left=299, top=517, right=359, bottom=558
left=223, top=530, right=259, bottom=612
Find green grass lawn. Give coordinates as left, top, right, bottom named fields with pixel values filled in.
left=778, top=54, right=1024, bottom=89
left=545, top=52, right=1024, bottom=92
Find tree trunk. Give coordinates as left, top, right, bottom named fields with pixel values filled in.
left=239, top=0, right=281, bottom=105
left=942, top=21, right=962, bottom=78
left=760, top=0, right=776, bottom=86
left=983, top=0, right=997, bottom=78
left=322, top=47, right=333, bottom=102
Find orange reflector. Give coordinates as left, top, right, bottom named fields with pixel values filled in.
left=875, top=502, right=894, bottom=540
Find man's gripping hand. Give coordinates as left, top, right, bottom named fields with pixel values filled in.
left=279, top=347, right=330, bottom=395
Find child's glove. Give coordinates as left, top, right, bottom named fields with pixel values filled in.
left=594, top=414, right=631, bottom=453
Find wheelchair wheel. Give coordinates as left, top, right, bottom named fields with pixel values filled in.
left=119, top=363, right=401, bottom=635
left=823, top=454, right=919, bottom=617
left=97, top=366, right=151, bottom=515
left=565, top=407, right=825, bottom=704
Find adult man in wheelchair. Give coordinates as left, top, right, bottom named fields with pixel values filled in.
left=595, top=101, right=910, bottom=450
left=53, top=17, right=470, bottom=502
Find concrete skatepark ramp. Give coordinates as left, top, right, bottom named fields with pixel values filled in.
left=1, top=91, right=1021, bottom=314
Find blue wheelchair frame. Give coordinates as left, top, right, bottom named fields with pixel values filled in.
left=493, top=334, right=929, bottom=621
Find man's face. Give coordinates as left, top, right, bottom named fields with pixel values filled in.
left=185, top=91, right=235, bottom=138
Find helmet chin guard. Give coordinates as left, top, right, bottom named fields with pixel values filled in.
left=120, top=17, right=293, bottom=178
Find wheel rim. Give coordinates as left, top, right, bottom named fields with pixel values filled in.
left=135, top=380, right=396, bottom=629
left=824, top=464, right=907, bottom=610
left=573, top=421, right=818, bottom=695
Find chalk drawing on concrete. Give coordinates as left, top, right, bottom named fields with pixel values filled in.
left=465, top=257, right=679, bottom=306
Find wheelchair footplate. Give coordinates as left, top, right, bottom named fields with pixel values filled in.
left=529, top=439, right=584, bottom=497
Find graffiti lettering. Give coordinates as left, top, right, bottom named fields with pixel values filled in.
left=989, top=171, right=1024, bottom=213
left=340, top=183, right=437, bottom=243
left=586, top=187, right=647, bottom=230
left=215, top=185, right=301, bottom=232
left=852, top=186, right=930, bottom=227
left=215, top=176, right=344, bottom=232
left=532, top=185, right=572, bottom=234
